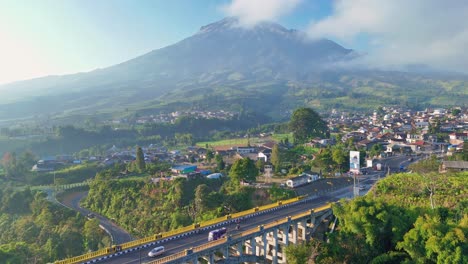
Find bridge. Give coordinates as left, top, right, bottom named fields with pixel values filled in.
left=54, top=178, right=360, bottom=264
left=146, top=206, right=333, bottom=264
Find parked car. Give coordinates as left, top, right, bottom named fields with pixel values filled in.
left=148, top=246, right=165, bottom=257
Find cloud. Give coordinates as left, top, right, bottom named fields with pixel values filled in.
left=307, top=0, right=468, bottom=72
left=222, top=0, right=302, bottom=27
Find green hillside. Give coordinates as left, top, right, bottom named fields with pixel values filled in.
left=289, top=172, right=468, bottom=264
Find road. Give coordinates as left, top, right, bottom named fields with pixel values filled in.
left=379, top=154, right=414, bottom=173
left=99, top=185, right=356, bottom=264
left=59, top=155, right=414, bottom=263
left=60, top=191, right=133, bottom=244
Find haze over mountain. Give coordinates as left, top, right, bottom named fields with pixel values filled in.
left=0, top=17, right=466, bottom=123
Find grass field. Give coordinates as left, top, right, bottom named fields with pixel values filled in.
left=197, top=133, right=292, bottom=148
left=197, top=138, right=250, bottom=147
left=271, top=133, right=292, bottom=142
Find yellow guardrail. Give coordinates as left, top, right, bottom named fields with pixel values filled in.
left=147, top=204, right=333, bottom=264
left=55, top=195, right=307, bottom=264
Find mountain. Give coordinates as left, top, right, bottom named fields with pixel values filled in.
left=0, top=18, right=354, bottom=121
left=0, top=17, right=466, bottom=123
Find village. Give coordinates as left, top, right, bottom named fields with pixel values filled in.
left=30, top=106, right=468, bottom=182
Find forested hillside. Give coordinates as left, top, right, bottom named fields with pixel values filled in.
left=0, top=186, right=109, bottom=263
left=289, top=172, right=468, bottom=264
left=82, top=168, right=294, bottom=237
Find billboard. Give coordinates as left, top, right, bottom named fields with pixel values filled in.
left=350, top=151, right=360, bottom=173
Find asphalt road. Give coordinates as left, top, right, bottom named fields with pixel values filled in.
left=379, top=154, right=414, bottom=173
left=60, top=191, right=134, bottom=244
left=100, top=186, right=356, bottom=264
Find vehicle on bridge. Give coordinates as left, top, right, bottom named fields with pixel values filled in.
left=208, top=227, right=227, bottom=241
left=148, top=246, right=165, bottom=257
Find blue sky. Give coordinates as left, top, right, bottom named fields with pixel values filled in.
left=0, top=0, right=337, bottom=85
left=0, top=0, right=467, bottom=85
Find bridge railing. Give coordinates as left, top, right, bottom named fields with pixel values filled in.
left=147, top=203, right=333, bottom=264
left=54, top=195, right=306, bottom=264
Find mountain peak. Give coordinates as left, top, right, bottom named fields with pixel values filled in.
left=198, top=17, right=291, bottom=35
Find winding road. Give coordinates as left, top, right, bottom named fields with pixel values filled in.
left=60, top=191, right=134, bottom=244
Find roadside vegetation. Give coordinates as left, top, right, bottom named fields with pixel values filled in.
left=286, top=168, right=468, bottom=263
left=0, top=185, right=109, bottom=263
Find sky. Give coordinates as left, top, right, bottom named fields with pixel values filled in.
left=0, top=0, right=467, bottom=85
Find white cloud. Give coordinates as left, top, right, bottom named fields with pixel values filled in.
left=307, top=0, right=468, bottom=72
left=222, top=0, right=302, bottom=27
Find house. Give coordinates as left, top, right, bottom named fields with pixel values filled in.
left=235, top=146, right=256, bottom=154
left=449, top=132, right=468, bottom=145
left=432, top=108, right=446, bottom=116
left=234, top=152, right=258, bottom=161
left=440, top=161, right=468, bottom=173
left=285, top=173, right=319, bottom=188
left=415, top=121, right=429, bottom=129
left=408, top=140, right=429, bottom=152
left=257, top=148, right=272, bottom=162
left=259, top=141, right=276, bottom=149
left=386, top=144, right=412, bottom=154
left=407, top=133, right=424, bottom=144
left=31, top=162, right=55, bottom=172
left=356, top=139, right=379, bottom=150
left=171, top=164, right=197, bottom=174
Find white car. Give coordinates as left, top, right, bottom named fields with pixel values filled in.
left=148, top=246, right=165, bottom=257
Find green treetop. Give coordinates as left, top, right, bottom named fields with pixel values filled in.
left=229, top=157, right=258, bottom=184
left=289, top=107, right=328, bottom=144
left=135, top=146, right=146, bottom=173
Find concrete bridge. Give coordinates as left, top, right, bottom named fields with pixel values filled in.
left=147, top=207, right=333, bottom=264
left=56, top=181, right=357, bottom=264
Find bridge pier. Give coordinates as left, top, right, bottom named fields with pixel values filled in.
left=273, top=228, right=279, bottom=264
left=76, top=208, right=333, bottom=264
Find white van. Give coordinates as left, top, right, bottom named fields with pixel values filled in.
left=148, top=246, right=165, bottom=257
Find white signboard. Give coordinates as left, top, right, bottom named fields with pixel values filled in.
left=350, top=151, right=360, bottom=173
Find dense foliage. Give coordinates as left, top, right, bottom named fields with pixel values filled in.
left=82, top=171, right=283, bottom=237
left=297, top=172, right=468, bottom=264
left=0, top=186, right=108, bottom=263
left=289, top=107, right=328, bottom=144
left=1, top=111, right=271, bottom=157
left=229, top=157, right=258, bottom=185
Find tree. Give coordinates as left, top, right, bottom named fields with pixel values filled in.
left=408, top=155, right=440, bottom=174
left=285, top=243, right=312, bottom=264
left=83, top=219, right=102, bottom=251
left=271, top=144, right=281, bottom=173
left=1, top=152, right=17, bottom=178
left=331, top=146, right=346, bottom=172
left=255, top=158, right=265, bottom=173
left=451, top=108, right=461, bottom=116
left=194, top=184, right=210, bottom=216
left=215, top=154, right=225, bottom=171
left=229, top=157, right=258, bottom=184
left=289, top=107, right=328, bottom=144
left=429, top=118, right=441, bottom=134
left=206, top=150, right=214, bottom=164
left=397, top=214, right=468, bottom=264
left=369, top=143, right=382, bottom=158
left=312, top=148, right=334, bottom=173
left=420, top=173, right=441, bottom=209
left=135, top=146, right=146, bottom=173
